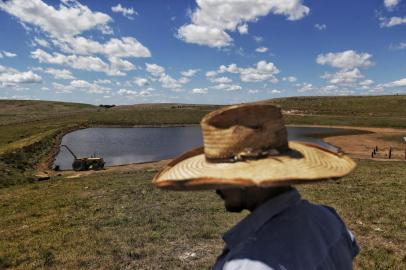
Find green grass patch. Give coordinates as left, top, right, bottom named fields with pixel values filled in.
left=0, top=160, right=405, bottom=269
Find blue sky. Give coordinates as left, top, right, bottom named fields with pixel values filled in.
left=0, top=0, right=405, bottom=105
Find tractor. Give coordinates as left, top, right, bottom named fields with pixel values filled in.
left=60, top=145, right=105, bottom=171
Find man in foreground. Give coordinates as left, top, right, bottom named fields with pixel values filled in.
left=153, top=103, right=359, bottom=269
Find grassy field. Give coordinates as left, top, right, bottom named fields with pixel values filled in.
left=0, top=96, right=406, bottom=269
left=0, top=160, right=405, bottom=269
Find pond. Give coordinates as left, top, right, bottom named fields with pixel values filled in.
left=53, top=126, right=366, bottom=170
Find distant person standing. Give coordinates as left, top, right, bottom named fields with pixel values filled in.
left=153, top=103, right=359, bottom=270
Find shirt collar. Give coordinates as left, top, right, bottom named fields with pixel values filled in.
left=223, top=188, right=301, bottom=249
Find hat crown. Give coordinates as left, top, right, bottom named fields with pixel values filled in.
left=201, top=103, right=288, bottom=161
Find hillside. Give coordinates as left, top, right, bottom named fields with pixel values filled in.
left=1, top=96, right=406, bottom=187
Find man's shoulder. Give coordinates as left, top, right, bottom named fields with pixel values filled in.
left=227, top=201, right=356, bottom=269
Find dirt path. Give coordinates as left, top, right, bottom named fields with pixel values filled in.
left=301, top=125, right=406, bottom=160
left=39, top=125, right=406, bottom=179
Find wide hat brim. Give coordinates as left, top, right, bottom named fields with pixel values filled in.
left=153, top=141, right=356, bottom=190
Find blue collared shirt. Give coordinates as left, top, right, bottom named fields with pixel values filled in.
left=212, top=188, right=359, bottom=270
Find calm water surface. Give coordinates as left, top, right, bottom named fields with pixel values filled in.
left=54, top=126, right=364, bottom=170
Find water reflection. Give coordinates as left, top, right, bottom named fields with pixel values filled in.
left=54, top=126, right=365, bottom=170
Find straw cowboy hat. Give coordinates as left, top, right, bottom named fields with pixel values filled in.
left=153, top=103, right=356, bottom=190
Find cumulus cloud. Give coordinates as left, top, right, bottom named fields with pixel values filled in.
left=210, top=76, right=233, bottom=84
left=52, top=79, right=110, bottom=94
left=177, top=0, right=309, bottom=47
left=239, top=61, right=280, bottom=83
left=0, top=0, right=150, bottom=76
left=181, top=69, right=199, bottom=77
left=54, top=36, right=150, bottom=58
left=283, top=76, right=297, bottom=82
left=384, top=0, right=401, bottom=9
left=216, top=61, right=280, bottom=83
left=206, top=70, right=217, bottom=77
left=219, top=63, right=239, bottom=73
left=134, top=77, right=149, bottom=87
left=321, top=68, right=364, bottom=85
left=177, top=24, right=233, bottom=48
left=159, top=74, right=182, bottom=90
left=34, top=37, right=50, bottom=48
left=145, top=63, right=189, bottom=91
left=297, top=83, right=314, bottom=92
left=0, top=0, right=112, bottom=38
left=380, top=16, right=406, bottom=27
left=255, top=47, right=268, bottom=53
left=44, top=68, right=75, bottom=79
left=111, top=4, right=136, bottom=20
left=213, top=83, right=242, bottom=91
left=145, top=63, right=165, bottom=77
left=316, top=50, right=373, bottom=69
left=237, top=24, right=248, bottom=34
left=191, top=87, right=208, bottom=94
left=0, top=65, right=42, bottom=84
left=314, top=24, right=326, bottom=30
left=31, top=49, right=126, bottom=76
left=2, top=51, right=17, bottom=57
left=385, top=78, right=406, bottom=87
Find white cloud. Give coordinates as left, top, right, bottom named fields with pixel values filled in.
left=385, top=78, right=406, bottom=87
left=177, top=0, right=309, bottom=47
left=181, top=69, right=199, bottom=77
left=297, top=83, right=314, bottom=92
left=283, top=76, right=297, bottom=82
left=55, top=36, right=151, bottom=58
left=44, top=68, right=75, bottom=79
left=314, top=24, right=326, bottom=30
left=108, top=57, right=135, bottom=71
left=270, top=89, right=282, bottom=94
left=210, top=76, right=232, bottom=84
left=237, top=24, right=248, bottom=34
left=248, top=89, right=259, bottom=94
left=145, top=63, right=165, bottom=77
left=31, top=49, right=125, bottom=76
left=34, top=37, right=50, bottom=48
left=380, top=16, right=406, bottom=27
left=213, top=83, right=242, bottom=91
left=0, top=0, right=112, bottom=38
left=255, top=47, right=268, bottom=53
left=316, top=50, right=373, bottom=69
left=134, top=77, right=149, bottom=87
left=217, top=61, right=280, bottom=83
left=322, top=68, right=364, bottom=85
left=1, top=0, right=150, bottom=76
left=0, top=65, right=42, bottom=84
left=111, top=4, right=136, bottom=20
left=94, top=79, right=111, bottom=84
left=359, top=79, right=374, bottom=86
left=206, top=70, right=217, bottom=77
left=2, top=51, right=17, bottom=57
left=159, top=74, right=182, bottom=90
left=219, top=63, right=239, bottom=73
left=177, top=24, right=232, bottom=48
left=191, top=87, right=208, bottom=94
left=178, top=77, right=190, bottom=84
left=384, top=0, right=401, bottom=9
left=118, top=88, right=137, bottom=96
left=238, top=61, right=280, bottom=83
left=53, top=79, right=110, bottom=94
